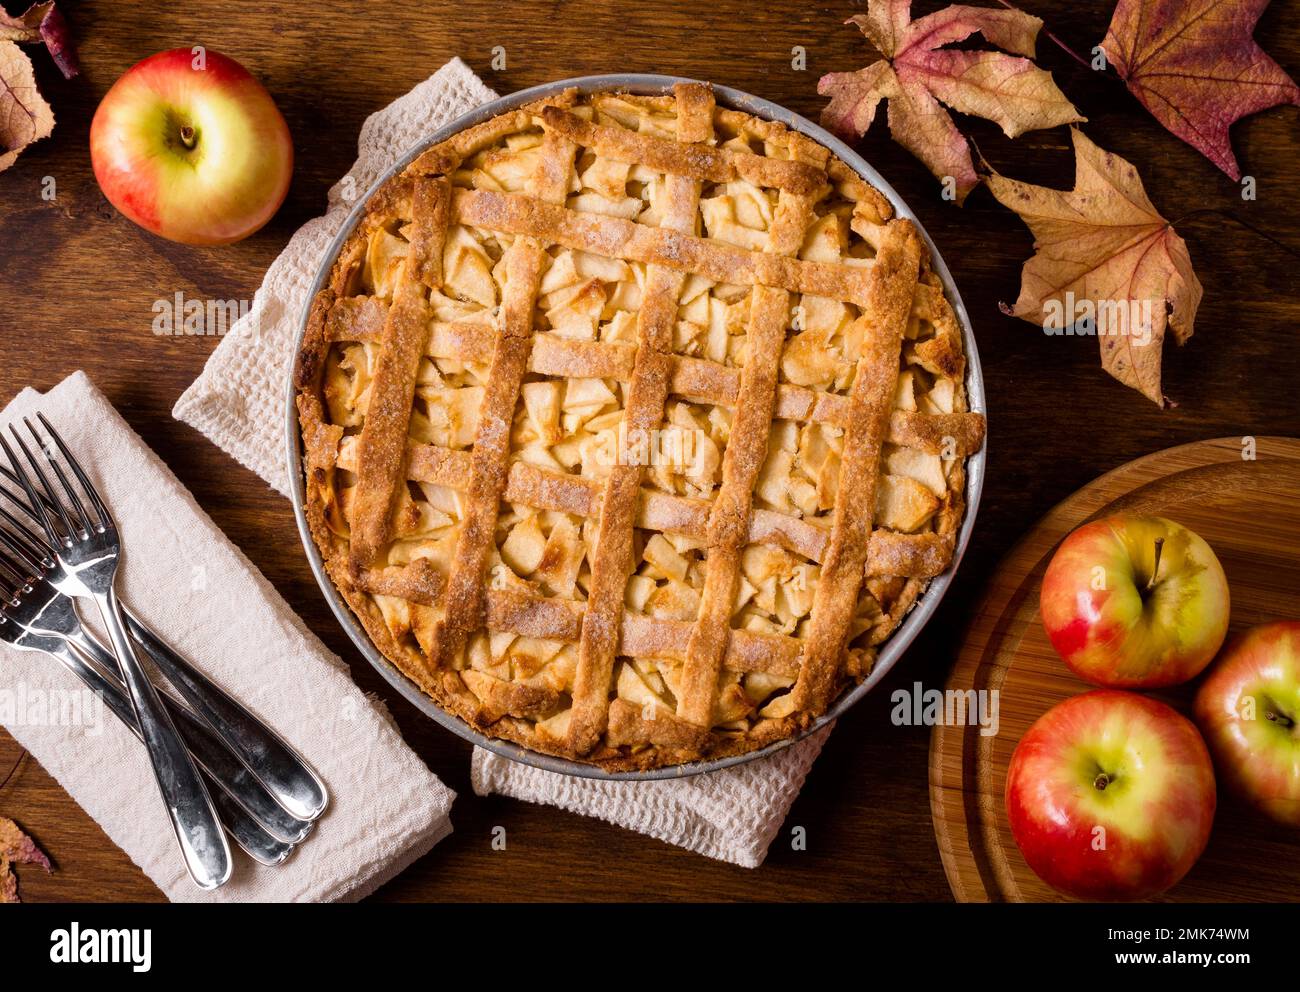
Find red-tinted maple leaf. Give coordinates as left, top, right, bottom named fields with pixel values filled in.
left=1102, top=0, right=1299, bottom=180
left=0, top=2, right=79, bottom=79
left=819, top=0, right=1084, bottom=203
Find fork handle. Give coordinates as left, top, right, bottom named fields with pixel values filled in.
left=122, top=609, right=328, bottom=822
left=68, top=628, right=313, bottom=845
left=50, top=642, right=296, bottom=865
left=95, top=586, right=232, bottom=890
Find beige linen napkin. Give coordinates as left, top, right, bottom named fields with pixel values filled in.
left=174, top=57, right=830, bottom=869
left=0, top=372, right=455, bottom=901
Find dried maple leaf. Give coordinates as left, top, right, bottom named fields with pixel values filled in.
left=1101, top=0, right=1299, bottom=180
left=988, top=128, right=1202, bottom=407
left=0, top=2, right=78, bottom=78
left=818, top=0, right=1084, bottom=203
left=0, top=36, right=53, bottom=173
left=0, top=815, right=51, bottom=903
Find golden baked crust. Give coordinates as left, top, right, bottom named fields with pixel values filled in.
left=296, top=83, right=985, bottom=771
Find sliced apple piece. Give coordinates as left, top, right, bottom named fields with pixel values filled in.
left=643, top=533, right=689, bottom=583
left=522, top=381, right=562, bottom=445
left=501, top=514, right=546, bottom=575
left=876, top=475, right=940, bottom=531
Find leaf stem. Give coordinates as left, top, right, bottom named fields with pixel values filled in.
left=0, top=748, right=27, bottom=793
left=1172, top=208, right=1300, bottom=261
left=1146, top=537, right=1164, bottom=592
left=995, top=0, right=1098, bottom=74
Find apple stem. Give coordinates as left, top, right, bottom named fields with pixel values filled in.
left=179, top=125, right=196, bottom=150
left=1145, top=537, right=1165, bottom=592
left=1265, top=710, right=1294, bottom=729
left=1093, top=773, right=1110, bottom=791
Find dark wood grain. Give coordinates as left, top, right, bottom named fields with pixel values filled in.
left=0, top=0, right=1297, bottom=902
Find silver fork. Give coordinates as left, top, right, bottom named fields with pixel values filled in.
left=0, top=555, right=300, bottom=864
left=1, top=415, right=230, bottom=889
left=0, top=521, right=311, bottom=846
left=0, top=463, right=328, bottom=823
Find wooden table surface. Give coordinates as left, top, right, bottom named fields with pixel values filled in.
left=1, top=0, right=1297, bottom=902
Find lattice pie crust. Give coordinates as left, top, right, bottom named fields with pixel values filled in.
left=296, top=83, right=985, bottom=770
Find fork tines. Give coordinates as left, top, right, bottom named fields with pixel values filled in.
left=0, top=414, right=112, bottom=548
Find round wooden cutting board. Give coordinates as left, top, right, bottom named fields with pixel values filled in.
left=930, top=437, right=1300, bottom=902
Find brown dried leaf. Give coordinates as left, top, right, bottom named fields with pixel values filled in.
left=0, top=2, right=78, bottom=78
left=0, top=36, right=53, bottom=173
left=0, top=815, right=51, bottom=903
left=0, top=1, right=46, bottom=42
left=988, top=128, right=1202, bottom=406
left=818, top=0, right=1084, bottom=203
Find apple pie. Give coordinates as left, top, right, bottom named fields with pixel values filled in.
left=296, top=82, right=985, bottom=771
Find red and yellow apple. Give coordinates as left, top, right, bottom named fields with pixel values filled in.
left=90, top=48, right=292, bottom=245
left=1041, top=514, right=1230, bottom=687
left=1006, top=690, right=1216, bottom=901
left=1195, top=621, right=1300, bottom=827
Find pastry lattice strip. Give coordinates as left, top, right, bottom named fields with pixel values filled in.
left=561, top=85, right=717, bottom=752
left=426, top=126, right=578, bottom=673
left=671, top=125, right=823, bottom=728
left=793, top=222, right=922, bottom=713
left=332, top=441, right=960, bottom=576
left=322, top=302, right=981, bottom=450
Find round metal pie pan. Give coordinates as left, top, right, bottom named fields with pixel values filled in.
left=286, top=73, right=987, bottom=781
